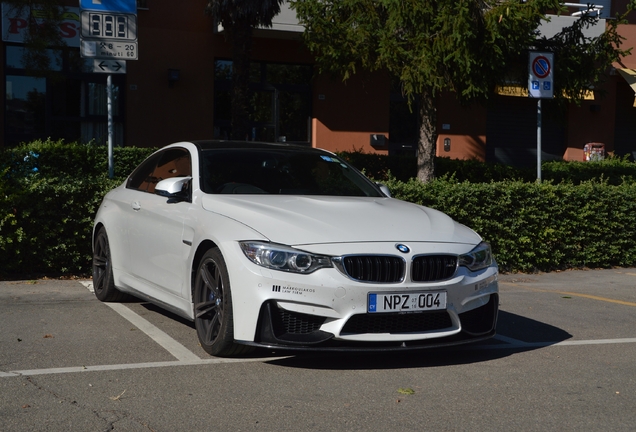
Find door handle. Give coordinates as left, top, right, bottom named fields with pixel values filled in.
left=131, top=201, right=141, bottom=211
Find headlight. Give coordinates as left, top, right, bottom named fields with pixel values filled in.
left=239, top=241, right=332, bottom=274
left=459, top=242, right=493, bottom=271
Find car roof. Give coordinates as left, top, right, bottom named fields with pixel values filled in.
left=190, top=140, right=328, bottom=153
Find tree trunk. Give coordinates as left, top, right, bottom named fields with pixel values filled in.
left=416, top=87, right=437, bottom=183
left=229, top=20, right=253, bottom=141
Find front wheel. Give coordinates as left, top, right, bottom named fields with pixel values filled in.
left=193, top=248, right=251, bottom=357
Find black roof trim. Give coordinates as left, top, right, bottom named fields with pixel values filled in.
left=190, top=140, right=321, bottom=152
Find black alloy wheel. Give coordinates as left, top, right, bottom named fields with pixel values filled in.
left=194, top=248, right=251, bottom=357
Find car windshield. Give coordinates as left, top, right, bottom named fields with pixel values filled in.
left=200, top=148, right=383, bottom=197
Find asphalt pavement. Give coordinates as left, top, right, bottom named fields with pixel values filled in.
left=1, top=268, right=635, bottom=431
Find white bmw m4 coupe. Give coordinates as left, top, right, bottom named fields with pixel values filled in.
left=93, top=141, right=499, bottom=356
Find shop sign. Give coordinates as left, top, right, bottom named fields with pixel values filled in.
left=1, top=4, right=80, bottom=47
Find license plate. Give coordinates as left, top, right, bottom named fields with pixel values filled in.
left=368, top=291, right=447, bottom=313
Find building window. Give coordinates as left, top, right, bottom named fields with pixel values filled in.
left=5, top=75, right=47, bottom=142
left=214, top=60, right=312, bottom=144
left=137, top=0, right=149, bottom=10
left=3, top=45, right=124, bottom=147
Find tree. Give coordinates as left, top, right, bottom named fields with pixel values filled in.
left=206, top=0, right=285, bottom=141
left=290, top=0, right=634, bottom=182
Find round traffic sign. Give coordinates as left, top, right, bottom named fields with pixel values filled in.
left=532, top=56, right=551, bottom=79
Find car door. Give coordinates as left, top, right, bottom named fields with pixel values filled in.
left=125, top=147, right=193, bottom=298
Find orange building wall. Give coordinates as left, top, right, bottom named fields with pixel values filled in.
left=126, top=6, right=316, bottom=148
left=436, top=93, right=488, bottom=161
left=311, top=71, right=390, bottom=153
left=3, top=1, right=634, bottom=161
left=561, top=16, right=636, bottom=161
left=617, top=23, right=636, bottom=69
left=564, top=79, right=618, bottom=161
left=126, top=6, right=219, bottom=147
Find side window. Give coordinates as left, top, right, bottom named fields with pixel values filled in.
left=126, top=148, right=192, bottom=193
left=127, top=152, right=161, bottom=191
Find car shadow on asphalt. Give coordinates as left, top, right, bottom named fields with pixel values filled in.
left=129, top=300, right=574, bottom=367
left=263, top=311, right=573, bottom=370
left=136, top=301, right=196, bottom=329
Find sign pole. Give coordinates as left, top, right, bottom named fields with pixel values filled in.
left=537, top=99, right=542, bottom=182
left=79, top=0, right=137, bottom=178
left=528, top=51, right=554, bottom=182
left=107, top=73, right=114, bottom=179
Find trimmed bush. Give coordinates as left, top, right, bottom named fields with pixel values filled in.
left=0, top=138, right=155, bottom=181
left=0, top=174, right=120, bottom=275
left=339, top=150, right=636, bottom=184
left=385, top=177, right=636, bottom=272
left=1, top=140, right=155, bottom=277
left=2, top=140, right=635, bottom=276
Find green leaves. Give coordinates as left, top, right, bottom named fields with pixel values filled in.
left=0, top=140, right=155, bottom=277
left=292, top=0, right=632, bottom=182
left=2, top=141, right=635, bottom=276
left=384, top=177, right=636, bottom=273
left=340, top=150, right=636, bottom=272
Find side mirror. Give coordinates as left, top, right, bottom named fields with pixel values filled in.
left=156, top=176, right=192, bottom=202
left=376, top=183, right=391, bottom=197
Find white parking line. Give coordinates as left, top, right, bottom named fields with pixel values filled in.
left=2, top=336, right=635, bottom=378
left=493, top=334, right=636, bottom=348
left=105, top=302, right=201, bottom=361
left=79, top=281, right=200, bottom=362
left=2, top=281, right=635, bottom=378
left=0, top=357, right=279, bottom=378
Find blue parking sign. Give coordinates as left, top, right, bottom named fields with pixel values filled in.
left=80, top=0, right=136, bottom=13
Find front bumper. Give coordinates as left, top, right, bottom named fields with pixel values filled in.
left=249, top=293, right=498, bottom=351
left=225, top=240, right=500, bottom=351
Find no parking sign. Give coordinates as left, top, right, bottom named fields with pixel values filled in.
left=528, top=52, right=554, bottom=99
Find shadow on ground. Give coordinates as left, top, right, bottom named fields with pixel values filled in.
left=263, top=310, right=572, bottom=370
left=133, top=300, right=572, bottom=369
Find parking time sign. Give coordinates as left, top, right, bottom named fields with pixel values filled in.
left=80, top=0, right=137, bottom=14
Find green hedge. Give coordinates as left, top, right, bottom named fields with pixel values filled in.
left=0, top=138, right=155, bottom=181
left=385, top=177, right=636, bottom=272
left=2, top=140, right=635, bottom=277
left=1, top=140, right=155, bottom=277
left=339, top=151, right=636, bottom=184
left=0, top=174, right=120, bottom=275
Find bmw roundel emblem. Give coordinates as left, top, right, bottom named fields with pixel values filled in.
left=395, top=244, right=410, bottom=254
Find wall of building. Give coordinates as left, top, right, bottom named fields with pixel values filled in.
left=436, top=94, right=488, bottom=161
left=125, top=5, right=220, bottom=147
left=2, top=1, right=635, bottom=163
left=564, top=79, right=618, bottom=161
left=125, top=4, right=385, bottom=152
left=311, top=71, right=390, bottom=154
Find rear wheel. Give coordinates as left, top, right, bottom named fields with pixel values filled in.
left=194, top=248, right=252, bottom=357
left=92, top=228, right=128, bottom=302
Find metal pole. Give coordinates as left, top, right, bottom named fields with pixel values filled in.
left=107, top=73, right=114, bottom=179
left=537, top=98, right=542, bottom=182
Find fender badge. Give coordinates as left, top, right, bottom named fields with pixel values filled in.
left=395, top=244, right=410, bottom=254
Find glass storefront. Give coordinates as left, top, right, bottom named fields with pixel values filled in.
left=214, top=59, right=312, bottom=144
left=4, top=45, right=124, bottom=147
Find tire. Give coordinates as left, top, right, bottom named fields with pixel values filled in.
left=92, top=228, right=128, bottom=302
left=194, top=248, right=252, bottom=357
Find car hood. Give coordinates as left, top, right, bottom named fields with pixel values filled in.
left=201, top=195, right=480, bottom=246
